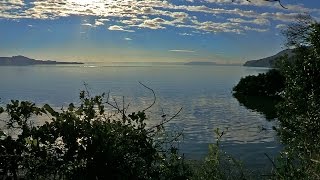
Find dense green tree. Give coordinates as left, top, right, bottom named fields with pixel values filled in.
left=277, top=22, right=320, bottom=154
left=233, top=69, right=285, bottom=97
left=272, top=19, right=320, bottom=179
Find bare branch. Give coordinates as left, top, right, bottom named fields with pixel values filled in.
left=105, top=91, right=122, bottom=112
left=122, top=96, right=126, bottom=120
left=264, top=0, right=287, bottom=9
left=124, top=103, right=130, bottom=114
left=282, top=14, right=314, bottom=47
left=233, top=0, right=287, bottom=9
left=160, top=130, right=184, bottom=144
left=83, top=81, right=91, bottom=98
left=147, top=107, right=183, bottom=133
left=139, top=82, right=156, bottom=112
left=264, top=153, right=277, bottom=169
left=113, top=98, right=120, bottom=112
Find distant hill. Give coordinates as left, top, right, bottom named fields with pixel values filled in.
left=184, top=61, right=217, bottom=65
left=0, top=55, right=83, bottom=66
left=184, top=61, right=242, bottom=66
left=244, top=49, right=294, bottom=68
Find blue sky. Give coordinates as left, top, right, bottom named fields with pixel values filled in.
left=1, top=0, right=320, bottom=63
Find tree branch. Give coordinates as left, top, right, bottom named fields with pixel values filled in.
left=233, top=0, right=287, bottom=9
left=139, top=82, right=156, bottom=112
left=147, top=107, right=183, bottom=133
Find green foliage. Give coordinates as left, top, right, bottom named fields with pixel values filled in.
left=273, top=21, right=320, bottom=179
left=233, top=69, right=284, bottom=119
left=190, top=128, right=249, bottom=180
left=0, top=91, right=189, bottom=180
left=158, top=147, right=192, bottom=180
left=271, top=152, right=320, bottom=180
left=277, top=23, right=320, bottom=156
left=0, top=90, right=251, bottom=180
left=233, top=69, right=285, bottom=97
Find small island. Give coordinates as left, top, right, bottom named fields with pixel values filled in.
left=0, top=55, right=83, bottom=66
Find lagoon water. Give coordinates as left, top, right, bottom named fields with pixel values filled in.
left=0, top=64, right=280, bottom=171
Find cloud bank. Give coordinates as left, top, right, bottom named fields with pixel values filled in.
left=0, top=0, right=318, bottom=34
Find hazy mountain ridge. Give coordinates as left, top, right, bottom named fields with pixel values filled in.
left=0, top=55, right=83, bottom=66
left=244, top=49, right=294, bottom=67
left=184, top=61, right=242, bottom=66
left=184, top=61, right=217, bottom=65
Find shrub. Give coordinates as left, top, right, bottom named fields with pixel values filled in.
left=0, top=90, right=190, bottom=180
left=233, top=69, right=285, bottom=97
left=189, top=128, right=250, bottom=180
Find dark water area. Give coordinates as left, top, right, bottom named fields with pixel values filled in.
left=0, top=64, right=279, bottom=171
left=233, top=94, right=281, bottom=121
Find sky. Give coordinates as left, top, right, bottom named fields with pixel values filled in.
left=1, top=0, right=320, bottom=63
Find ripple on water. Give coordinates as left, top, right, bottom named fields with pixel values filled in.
left=0, top=65, right=279, bottom=171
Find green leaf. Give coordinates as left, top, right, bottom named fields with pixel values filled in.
left=80, top=91, right=85, bottom=99
left=0, top=130, right=5, bottom=137
left=25, top=137, right=32, bottom=145
left=68, top=103, right=75, bottom=111
left=11, top=100, right=19, bottom=106
left=43, top=104, right=57, bottom=115
left=32, top=139, right=38, bottom=146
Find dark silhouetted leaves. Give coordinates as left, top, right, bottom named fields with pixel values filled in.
left=0, top=92, right=189, bottom=180
left=233, top=69, right=285, bottom=97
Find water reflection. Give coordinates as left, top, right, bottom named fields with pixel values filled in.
left=233, top=94, right=281, bottom=120
left=0, top=65, right=280, bottom=170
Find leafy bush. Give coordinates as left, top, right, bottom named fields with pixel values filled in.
left=0, top=90, right=190, bottom=180
left=233, top=69, right=284, bottom=119
left=0, top=89, right=254, bottom=180
left=189, top=128, right=250, bottom=180
left=233, top=69, right=285, bottom=97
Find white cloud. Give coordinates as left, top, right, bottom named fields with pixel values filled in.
left=94, top=19, right=109, bottom=26
left=81, top=23, right=94, bottom=27
left=108, top=25, right=135, bottom=32
left=228, top=18, right=270, bottom=26
left=179, top=33, right=193, bottom=36
left=136, top=18, right=167, bottom=29
left=0, top=0, right=319, bottom=35
left=276, top=24, right=287, bottom=29
left=94, top=21, right=104, bottom=26
left=169, top=49, right=195, bottom=53
left=124, top=37, right=132, bottom=41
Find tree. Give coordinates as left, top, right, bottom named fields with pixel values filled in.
left=273, top=17, right=320, bottom=179
left=233, top=69, right=285, bottom=97
left=281, top=14, right=315, bottom=48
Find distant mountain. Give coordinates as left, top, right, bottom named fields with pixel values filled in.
left=184, top=61, right=243, bottom=66
left=0, top=55, right=83, bottom=66
left=184, top=61, right=217, bottom=65
left=244, top=49, right=294, bottom=68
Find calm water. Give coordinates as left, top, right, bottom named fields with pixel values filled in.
left=0, top=64, right=280, bottom=171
